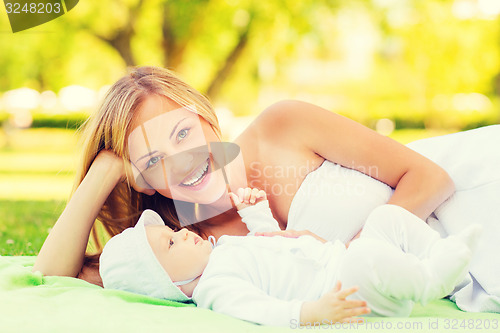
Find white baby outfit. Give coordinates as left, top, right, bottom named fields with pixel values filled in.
left=192, top=202, right=475, bottom=326
left=286, top=125, right=500, bottom=312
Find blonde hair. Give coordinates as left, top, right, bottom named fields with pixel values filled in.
left=74, top=66, right=222, bottom=266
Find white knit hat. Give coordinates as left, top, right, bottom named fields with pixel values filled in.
left=99, top=209, right=191, bottom=302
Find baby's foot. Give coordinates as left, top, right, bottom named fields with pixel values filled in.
left=448, top=224, right=483, bottom=255
left=420, top=226, right=482, bottom=304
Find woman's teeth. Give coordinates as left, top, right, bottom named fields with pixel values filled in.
left=181, top=160, right=209, bottom=186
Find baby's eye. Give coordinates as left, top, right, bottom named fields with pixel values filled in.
left=146, top=156, right=161, bottom=169
left=177, top=128, right=189, bottom=142
left=169, top=239, right=174, bottom=247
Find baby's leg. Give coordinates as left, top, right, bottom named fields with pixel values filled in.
left=361, top=204, right=437, bottom=255
left=338, top=237, right=421, bottom=317
left=360, top=204, right=481, bottom=304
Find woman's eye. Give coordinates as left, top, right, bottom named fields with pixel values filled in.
left=146, top=156, right=161, bottom=169
left=177, top=128, right=189, bottom=142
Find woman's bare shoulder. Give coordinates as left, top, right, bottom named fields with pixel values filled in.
left=246, top=100, right=317, bottom=144
left=253, top=99, right=312, bottom=125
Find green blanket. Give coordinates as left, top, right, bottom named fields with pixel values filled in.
left=1, top=256, right=498, bottom=333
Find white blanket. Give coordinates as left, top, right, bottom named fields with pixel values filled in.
left=406, top=125, right=500, bottom=313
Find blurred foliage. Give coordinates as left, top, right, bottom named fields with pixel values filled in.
left=30, top=112, right=88, bottom=129
left=0, top=0, right=499, bottom=129
left=0, top=111, right=87, bottom=129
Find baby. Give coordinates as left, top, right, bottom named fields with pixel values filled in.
left=99, top=187, right=481, bottom=327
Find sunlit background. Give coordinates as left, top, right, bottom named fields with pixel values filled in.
left=0, top=0, right=499, bottom=253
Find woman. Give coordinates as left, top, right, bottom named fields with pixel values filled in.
left=33, top=66, right=499, bottom=314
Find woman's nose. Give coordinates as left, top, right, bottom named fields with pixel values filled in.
left=166, top=147, right=211, bottom=184
left=169, top=152, right=194, bottom=174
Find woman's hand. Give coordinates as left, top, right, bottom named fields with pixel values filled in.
left=95, top=150, right=155, bottom=196
left=255, top=229, right=328, bottom=244
left=300, top=281, right=370, bottom=325
left=93, top=149, right=126, bottom=181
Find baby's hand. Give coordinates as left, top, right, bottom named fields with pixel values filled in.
left=229, top=187, right=267, bottom=211
left=300, top=281, right=370, bottom=325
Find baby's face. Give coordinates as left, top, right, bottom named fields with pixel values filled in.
left=145, top=225, right=212, bottom=283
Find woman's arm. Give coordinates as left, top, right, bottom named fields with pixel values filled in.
left=258, top=100, right=455, bottom=220
left=32, top=151, right=124, bottom=277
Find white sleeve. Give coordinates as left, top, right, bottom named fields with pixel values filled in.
left=236, top=200, right=282, bottom=235
left=193, top=275, right=303, bottom=327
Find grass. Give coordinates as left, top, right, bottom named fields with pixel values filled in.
left=0, top=126, right=457, bottom=256
left=0, top=200, right=66, bottom=256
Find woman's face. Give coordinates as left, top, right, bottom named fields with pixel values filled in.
left=128, top=95, right=227, bottom=205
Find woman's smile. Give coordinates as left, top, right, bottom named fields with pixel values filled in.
left=179, top=158, right=210, bottom=187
